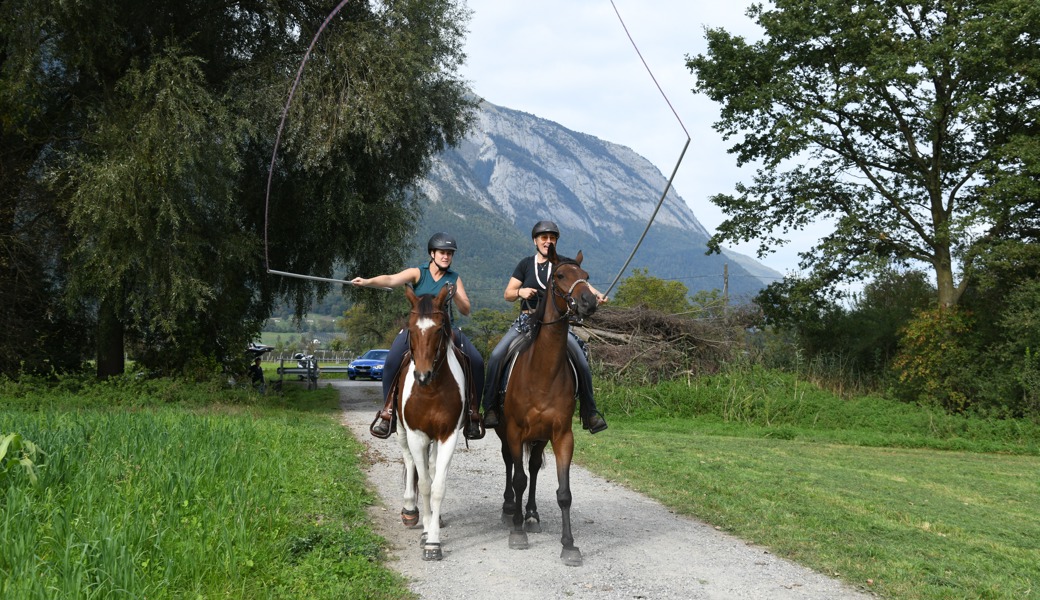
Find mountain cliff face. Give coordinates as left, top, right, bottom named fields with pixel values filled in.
left=413, top=99, right=780, bottom=309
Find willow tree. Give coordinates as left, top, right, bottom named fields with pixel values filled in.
left=689, top=0, right=1040, bottom=308
left=1, top=0, right=474, bottom=377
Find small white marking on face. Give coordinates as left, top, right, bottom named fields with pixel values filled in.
left=416, top=316, right=435, bottom=333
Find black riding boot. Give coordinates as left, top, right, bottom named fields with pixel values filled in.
left=482, top=390, right=502, bottom=428
left=578, top=388, right=607, bottom=434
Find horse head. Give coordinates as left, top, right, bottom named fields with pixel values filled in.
left=547, top=243, right=598, bottom=322
left=404, top=284, right=453, bottom=386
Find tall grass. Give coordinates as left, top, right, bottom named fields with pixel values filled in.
left=1, top=378, right=409, bottom=599
left=597, top=364, right=1040, bottom=455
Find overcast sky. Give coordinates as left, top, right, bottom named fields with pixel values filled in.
left=459, top=0, right=811, bottom=276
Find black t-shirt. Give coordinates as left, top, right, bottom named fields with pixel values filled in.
left=511, top=255, right=554, bottom=312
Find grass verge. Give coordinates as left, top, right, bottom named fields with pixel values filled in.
left=1, top=376, right=412, bottom=600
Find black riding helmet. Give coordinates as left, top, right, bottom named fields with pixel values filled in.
left=531, top=220, right=560, bottom=239
left=427, top=232, right=458, bottom=253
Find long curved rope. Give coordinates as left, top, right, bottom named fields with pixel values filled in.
left=602, top=0, right=691, bottom=297
left=263, top=0, right=372, bottom=288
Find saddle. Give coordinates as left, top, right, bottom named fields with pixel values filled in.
left=493, top=331, right=581, bottom=400
left=370, top=342, right=481, bottom=439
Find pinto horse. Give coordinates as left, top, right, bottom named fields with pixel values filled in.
left=495, top=244, right=599, bottom=566
left=396, top=284, right=466, bottom=561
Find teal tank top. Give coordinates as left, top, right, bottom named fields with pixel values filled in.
left=413, top=264, right=459, bottom=297
left=414, top=264, right=459, bottom=325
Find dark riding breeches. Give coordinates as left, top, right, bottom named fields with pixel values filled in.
left=566, top=333, right=595, bottom=414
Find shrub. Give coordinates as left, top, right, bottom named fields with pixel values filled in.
left=892, top=306, right=976, bottom=412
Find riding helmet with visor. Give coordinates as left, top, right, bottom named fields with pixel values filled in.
left=427, top=232, right=458, bottom=254
left=531, top=220, right=560, bottom=239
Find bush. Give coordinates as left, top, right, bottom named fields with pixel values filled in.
left=891, top=306, right=976, bottom=412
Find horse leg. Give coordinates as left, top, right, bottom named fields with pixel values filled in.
left=420, top=436, right=457, bottom=561
left=553, top=432, right=582, bottom=566
left=398, top=432, right=420, bottom=527
left=508, top=445, right=529, bottom=550
left=499, top=434, right=515, bottom=521
left=524, top=440, right=547, bottom=533
left=408, top=437, right=436, bottom=553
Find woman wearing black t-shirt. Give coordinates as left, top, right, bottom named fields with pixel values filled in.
left=481, top=220, right=608, bottom=434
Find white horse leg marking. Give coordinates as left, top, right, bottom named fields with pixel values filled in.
left=397, top=370, right=419, bottom=518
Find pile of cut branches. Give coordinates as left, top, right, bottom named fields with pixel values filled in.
left=576, top=305, right=759, bottom=384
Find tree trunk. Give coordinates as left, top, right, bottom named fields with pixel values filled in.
left=934, top=248, right=959, bottom=308
left=96, top=296, right=125, bottom=379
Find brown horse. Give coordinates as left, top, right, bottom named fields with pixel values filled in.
left=396, top=284, right=466, bottom=561
left=495, top=243, right=599, bottom=566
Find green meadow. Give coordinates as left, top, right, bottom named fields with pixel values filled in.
left=3, top=368, right=1039, bottom=599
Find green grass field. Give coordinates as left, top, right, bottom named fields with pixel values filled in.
left=582, top=369, right=1040, bottom=600
left=3, top=368, right=1038, bottom=599
left=1, top=378, right=411, bottom=600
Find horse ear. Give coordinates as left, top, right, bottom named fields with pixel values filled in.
left=436, top=283, right=452, bottom=306
left=405, top=285, right=418, bottom=304
left=547, top=242, right=558, bottom=262
left=575, top=250, right=583, bottom=265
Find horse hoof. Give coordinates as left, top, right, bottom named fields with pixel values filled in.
left=524, top=517, right=542, bottom=534
left=508, top=531, right=529, bottom=549
left=501, top=501, right=516, bottom=515
left=401, top=508, right=419, bottom=527
left=561, top=546, right=583, bottom=567
left=422, top=543, right=443, bottom=561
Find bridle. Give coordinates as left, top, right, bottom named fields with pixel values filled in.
left=408, top=306, right=453, bottom=374
left=542, top=262, right=590, bottom=326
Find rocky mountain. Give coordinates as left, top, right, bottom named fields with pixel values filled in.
left=410, top=99, right=781, bottom=310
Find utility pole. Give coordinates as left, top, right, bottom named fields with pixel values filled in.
left=723, top=263, right=729, bottom=315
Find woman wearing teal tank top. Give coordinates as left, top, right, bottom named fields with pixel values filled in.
left=351, top=233, right=485, bottom=439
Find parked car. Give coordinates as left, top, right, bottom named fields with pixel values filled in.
left=348, top=349, right=389, bottom=381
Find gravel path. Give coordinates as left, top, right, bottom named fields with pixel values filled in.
left=334, top=381, right=875, bottom=600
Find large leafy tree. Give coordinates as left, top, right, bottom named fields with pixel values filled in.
left=689, top=0, right=1040, bottom=308
left=0, top=0, right=473, bottom=377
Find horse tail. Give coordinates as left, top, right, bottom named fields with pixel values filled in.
left=522, top=442, right=544, bottom=464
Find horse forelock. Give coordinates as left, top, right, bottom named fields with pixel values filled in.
left=416, top=292, right=436, bottom=315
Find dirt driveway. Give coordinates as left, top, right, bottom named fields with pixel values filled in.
left=334, top=381, right=874, bottom=600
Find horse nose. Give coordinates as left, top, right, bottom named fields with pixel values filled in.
left=578, top=293, right=599, bottom=315
left=414, top=370, right=432, bottom=386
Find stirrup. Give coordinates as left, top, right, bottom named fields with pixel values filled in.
left=370, top=413, right=393, bottom=439
left=464, top=414, right=485, bottom=440
left=582, top=411, right=608, bottom=434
